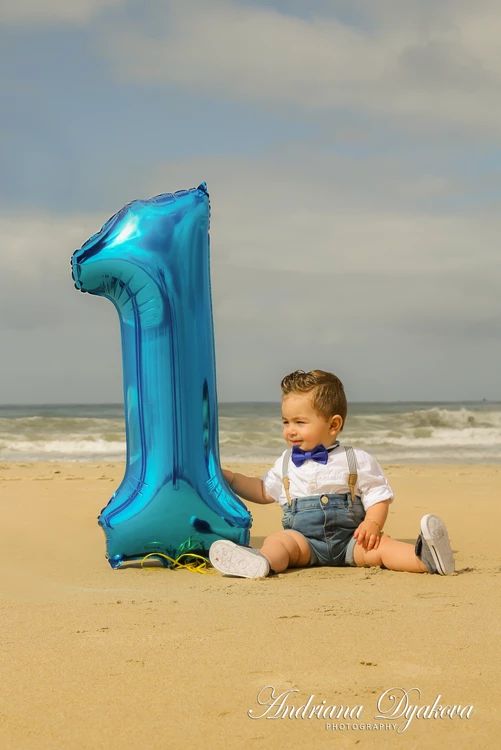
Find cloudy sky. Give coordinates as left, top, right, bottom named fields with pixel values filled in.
left=1, top=0, right=500, bottom=403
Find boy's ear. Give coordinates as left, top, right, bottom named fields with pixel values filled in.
left=330, top=414, right=343, bottom=432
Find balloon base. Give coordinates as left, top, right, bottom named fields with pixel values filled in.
left=106, top=535, right=214, bottom=570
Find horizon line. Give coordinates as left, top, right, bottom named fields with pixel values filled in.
left=0, top=398, right=499, bottom=408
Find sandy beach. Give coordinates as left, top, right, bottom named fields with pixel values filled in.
left=1, top=461, right=500, bottom=749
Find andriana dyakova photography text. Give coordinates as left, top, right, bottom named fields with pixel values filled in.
left=247, top=686, right=474, bottom=734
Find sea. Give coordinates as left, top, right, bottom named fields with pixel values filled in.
left=0, top=401, right=499, bottom=464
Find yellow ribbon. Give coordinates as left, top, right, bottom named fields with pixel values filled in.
left=140, top=551, right=213, bottom=574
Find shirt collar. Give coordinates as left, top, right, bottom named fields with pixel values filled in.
left=325, top=440, right=340, bottom=452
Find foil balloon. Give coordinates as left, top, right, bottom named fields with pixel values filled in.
left=71, top=183, right=251, bottom=568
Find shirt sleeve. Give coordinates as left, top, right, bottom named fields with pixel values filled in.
left=356, top=450, right=394, bottom=510
left=261, top=452, right=285, bottom=504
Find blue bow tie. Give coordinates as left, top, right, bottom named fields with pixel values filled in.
left=291, top=442, right=338, bottom=468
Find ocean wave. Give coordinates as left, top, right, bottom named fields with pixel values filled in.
left=350, top=407, right=501, bottom=430
left=405, top=407, right=501, bottom=429
left=359, top=427, right=501, bottom=448
left=0, top=402, right=499, bottom=463
left=0, top=438, right=125, bottom=460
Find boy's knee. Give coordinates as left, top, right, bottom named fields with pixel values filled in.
left=263, top=530, right=311, bottom=567
left=353, top=539, right=384, bottom=567
left=283, top=530, right=312, bottom=566
left=265, top=530, right=297, bottom=556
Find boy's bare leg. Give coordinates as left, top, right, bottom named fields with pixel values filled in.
left=353, top=534, right=427, bottom=572
left=260, top=530, right=312, bottom=573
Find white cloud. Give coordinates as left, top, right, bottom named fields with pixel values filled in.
left=0, top=209, right=125, bottom=402
left=0, top=212, right=108, bottom=278
left=137, top=149, right=501, bottom=399
left=0, top=0, right=124, bottom=26
left=0, top=211, right=110, bottom=329
left=1, top=1, right=499, bottom=400
left=98, top=0, right=501, bottom=132
left=4, top=149, right=498, bottom=331
left=1, top=140, right=499, bottom=400
left=142, top=149, right=500, bottom=282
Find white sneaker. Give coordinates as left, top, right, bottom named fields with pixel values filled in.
left=209, top=540, right=270, bottom=578
left=416, top=514, right=455, bottom=575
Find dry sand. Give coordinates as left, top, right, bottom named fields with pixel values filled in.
left=1, top=461, right=500, bottom=749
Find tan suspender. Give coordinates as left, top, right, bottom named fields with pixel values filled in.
left=281, top=445, right=358, bottom=506
left=282, top=448, right=293, bottom=505
left=344, top=445, right=359, bottom=508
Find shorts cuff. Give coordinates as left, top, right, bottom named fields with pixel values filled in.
left=308, top=545, right=318, bottom=566
left=344, top=536, right=357, bottom=566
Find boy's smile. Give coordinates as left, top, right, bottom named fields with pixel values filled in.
left=281, top=392, right=343, bottom=451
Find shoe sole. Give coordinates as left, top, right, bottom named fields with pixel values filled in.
left=209, top=540, right=270, bottom=578
left=420, top=514, right=455, bottom=575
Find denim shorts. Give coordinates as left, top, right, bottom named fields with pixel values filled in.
left=281, top=493, right=366, bottom=567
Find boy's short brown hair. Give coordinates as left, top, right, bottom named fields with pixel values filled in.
left=280, top=369, right=347, bottom=429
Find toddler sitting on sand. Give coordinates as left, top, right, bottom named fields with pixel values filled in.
left=209, top=369, right=455, bottom=578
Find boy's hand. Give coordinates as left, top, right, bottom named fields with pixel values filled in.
left=354, top=519, right=382, bottom=551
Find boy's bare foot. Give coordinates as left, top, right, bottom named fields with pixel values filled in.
left=209, top=540, right=270, bottom=578
left=415, top=514, right=455, bottom=575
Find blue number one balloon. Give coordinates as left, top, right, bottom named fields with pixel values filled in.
left=71, top=183, right=251, bottom=568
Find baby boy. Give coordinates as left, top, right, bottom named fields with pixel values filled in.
left=209, top=369, right=455, bottom=578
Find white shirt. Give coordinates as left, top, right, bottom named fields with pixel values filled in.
left=262, top=444, right=394, bottom=510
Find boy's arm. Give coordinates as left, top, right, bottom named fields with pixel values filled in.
left=223, top=469, right=275, bottom=504
left=364, top=499, right=390, bottom=530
